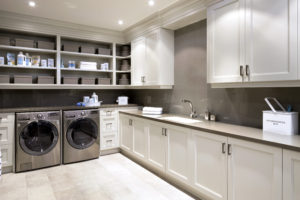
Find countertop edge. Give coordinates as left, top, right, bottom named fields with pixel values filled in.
left=119, top=111, right=300, bottom=152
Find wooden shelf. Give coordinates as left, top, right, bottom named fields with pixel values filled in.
left=61, top=51, right=113, bottom=58
left=61, top=68, right=113, bottom=73
left=0, top=64, right=57, bottom=70
left=0, top=84, right=173, bottom=90
left=116, top=70, right=131, bottom=73
left=0, top=45, right=57, bottom=54
left=116, top=55, right=131, bottom=59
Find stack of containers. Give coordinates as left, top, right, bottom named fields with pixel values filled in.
left=121, top=46, right=130, bottom=56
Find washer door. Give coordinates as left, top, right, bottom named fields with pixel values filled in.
left=20, top=120, right=59, bottom=156
left=66, top=118, right=98, bottom=149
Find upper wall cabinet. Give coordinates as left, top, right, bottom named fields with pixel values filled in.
left=207, top=0, right=298, bottom=84
left=131, top=28, right=174, bottom=86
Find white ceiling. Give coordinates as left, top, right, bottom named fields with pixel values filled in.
left=0, top=0, right=179, bottom=31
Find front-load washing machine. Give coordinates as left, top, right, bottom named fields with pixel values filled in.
left=63, top=109, right=100, bottom=164
left=16, top=111, right=61, bottom=172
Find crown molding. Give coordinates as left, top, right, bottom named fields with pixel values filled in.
left=0, top=0, right=220, bottom=43
left=0, top=11, right=125, bottom=43
left=124, top=0, right=220, bottom=42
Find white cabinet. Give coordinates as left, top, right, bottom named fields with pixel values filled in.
left=165, top=124, right=192, bottom=184
left=131, top=28, right=174, bottom=86
left=0, top=113, right=15, bottom=170
left=208, top=0, right=298, bottom=84
left=227, top=138, right=282, bottom=200
left=132, top=118, right=148, bottom=160
left=119, top=115, right=133, bottom=152
left=131, top=37, right=146, bottom=86
left=147, top=122, right=167, bottom=172
left=191, top=130, right=228, bottom=200
left=245, top=0, right=297, bottom=82
left=283, top=149, right=300, bottom=200
left=207, top=0, right=244, bottom=83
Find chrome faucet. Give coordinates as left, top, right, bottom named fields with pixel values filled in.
left=182, top=99, right=197, bottom=118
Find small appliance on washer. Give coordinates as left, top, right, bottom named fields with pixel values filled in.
left=16, top=111, right=61, bottom=172
left=63, top=109, right=100, bottom=164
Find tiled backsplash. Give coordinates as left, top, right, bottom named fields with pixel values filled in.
left=129, top=20, right=300, bottom=129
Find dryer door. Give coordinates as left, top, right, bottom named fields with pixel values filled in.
left=66, top=118, right=98, bottom=149
left=19, top=120, right=59, bottom=156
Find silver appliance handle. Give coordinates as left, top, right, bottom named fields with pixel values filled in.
left=264, top=97, right=286, bottom=113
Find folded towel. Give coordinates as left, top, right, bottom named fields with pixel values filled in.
left=142, top=111, right=162, bottom=115
left=143, top=107, right=163, bottom=112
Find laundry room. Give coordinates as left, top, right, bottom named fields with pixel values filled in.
left=0, top=0, right=300, bottom=200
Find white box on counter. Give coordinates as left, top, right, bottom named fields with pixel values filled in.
left=263, top=97, right=298, bottom=135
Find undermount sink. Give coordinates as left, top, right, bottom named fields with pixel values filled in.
left=161, top=116, right=202, bottom=124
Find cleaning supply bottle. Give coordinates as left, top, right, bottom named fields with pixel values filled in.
left=17, top=52, right=26, bottom=66
left=25, top=53, right=32, bottom=67
left=92, top=92, right=98, bottom=103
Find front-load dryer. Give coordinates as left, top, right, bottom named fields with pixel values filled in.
left=63, top=109, right=100, bottom=164
left=16, top=111, right=61, bottom=172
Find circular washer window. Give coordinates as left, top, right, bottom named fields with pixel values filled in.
left=66, top=118, right=98, bottom=150
left=19, top=120, right=59, bottom=156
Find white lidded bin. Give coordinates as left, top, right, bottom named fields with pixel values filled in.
left=263, top=97, right=298, bottom=135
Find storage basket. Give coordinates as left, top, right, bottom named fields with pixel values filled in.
left=38, top=76, right=55, bottom=84
left=0, top=36, right=10, bottom=46
left=98, top=78, right=111, bottom=85
left=38, top=41, right=55, bottom=50
left=15, top=39, right=35, bottom=48
left=0, top=75, right=10, bottom=84
left=62, top=77, right=79, bottom=84
left=14, top=75, right=32, bottom=84
left=81, top=77, right=95, bottom=85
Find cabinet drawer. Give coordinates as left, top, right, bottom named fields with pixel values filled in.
left=1, top=144, right=13, bottom=167
left=101, top=134, right=118, bottom=150
left=100, top=117, right=117, bottom=132
left=100, top=109, right=117, bottom=116
left=0, top=123, right=14, bottom=145
left=0, top=113, right=14, bottom=123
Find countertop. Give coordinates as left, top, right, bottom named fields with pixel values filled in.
left=0, top=104, right=138, bottom=113
left=120, top=110, right=300, bottom=152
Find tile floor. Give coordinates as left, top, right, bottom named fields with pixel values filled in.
left=0, top=153, right=195, bottom=200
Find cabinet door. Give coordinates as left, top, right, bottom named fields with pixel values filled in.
left=228, top=138, right=282, bottom=200
left=245, top=0, right=297, bottom=82
left=191, top=130, right=228, bottom=200
left=283, top=149, right=300, bottom=200
left=132, top=118, right=148, bottom=160
left=207, top=0, right=245, bottom=83
left=145, top=31, right=159, bottom=85
left=166, top=125, right=192, bottom=184
left=147, top=122, right=166, bottom=172
left=119, top=115, right=133, bottom=152
left=131, top=37, right=146, bottom=86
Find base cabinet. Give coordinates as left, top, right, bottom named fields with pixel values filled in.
left=283, top=149, right=300, bottom=200
left=132, top=118, right=148, bottom=160
left=119, top=115, right=133, bottom=152
left=147, top=122, right=167, bottom=171
left=228, top=138, right=282, bottom=200
left=119, top=114, right=286, bottom=200
left=192, top=130, right=228, bottom=200
left=166, top=125, right=192, bottom=184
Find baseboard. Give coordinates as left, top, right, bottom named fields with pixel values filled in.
left=100, top=148, right=120, bottom=156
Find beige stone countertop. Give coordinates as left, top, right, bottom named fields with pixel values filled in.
left=0, top=104, right=138, bottom=113
left=120, top=110, right=300, bottom=152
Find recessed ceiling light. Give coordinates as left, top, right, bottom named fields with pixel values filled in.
left=28, top=1, right=36, bottom=7
left=148, top=0, right=155, bottom=6
left=118, top=20, right=124, bottom=25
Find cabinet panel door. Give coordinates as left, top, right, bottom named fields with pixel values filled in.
left=131, top=37, right=146, bottom=86
left=283, top=149, right=300, bottom=200
left=192, top=130, right=228, bottom=200
left=166, top=125, right=192, bottom=184
left=1, top=143, right=13, bottom=167
left=119, top=115, right=133, bottom=152
left=147, top=122, right=166, bottom=172
left=133, top=119, right=148, bottom=160
left=228, top=138, right=282, bottom=200
left=245, top=0, right=297, bottom=81
left=207, top=0, right=245, bottom=83
left=145, top=31, right=159, bottom=85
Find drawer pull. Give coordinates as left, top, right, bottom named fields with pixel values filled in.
left=222, top=143, right=226, bottom=154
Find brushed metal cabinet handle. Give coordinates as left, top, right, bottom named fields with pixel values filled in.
left=240, top=66, right=244, bottom=77
left=246, top=65, right=250, bottom=76
left=129, top=119, right=133, bottom=126
left=228, top=144, right=232, bottom=155
left=222, top=143, right=226, bottom=154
